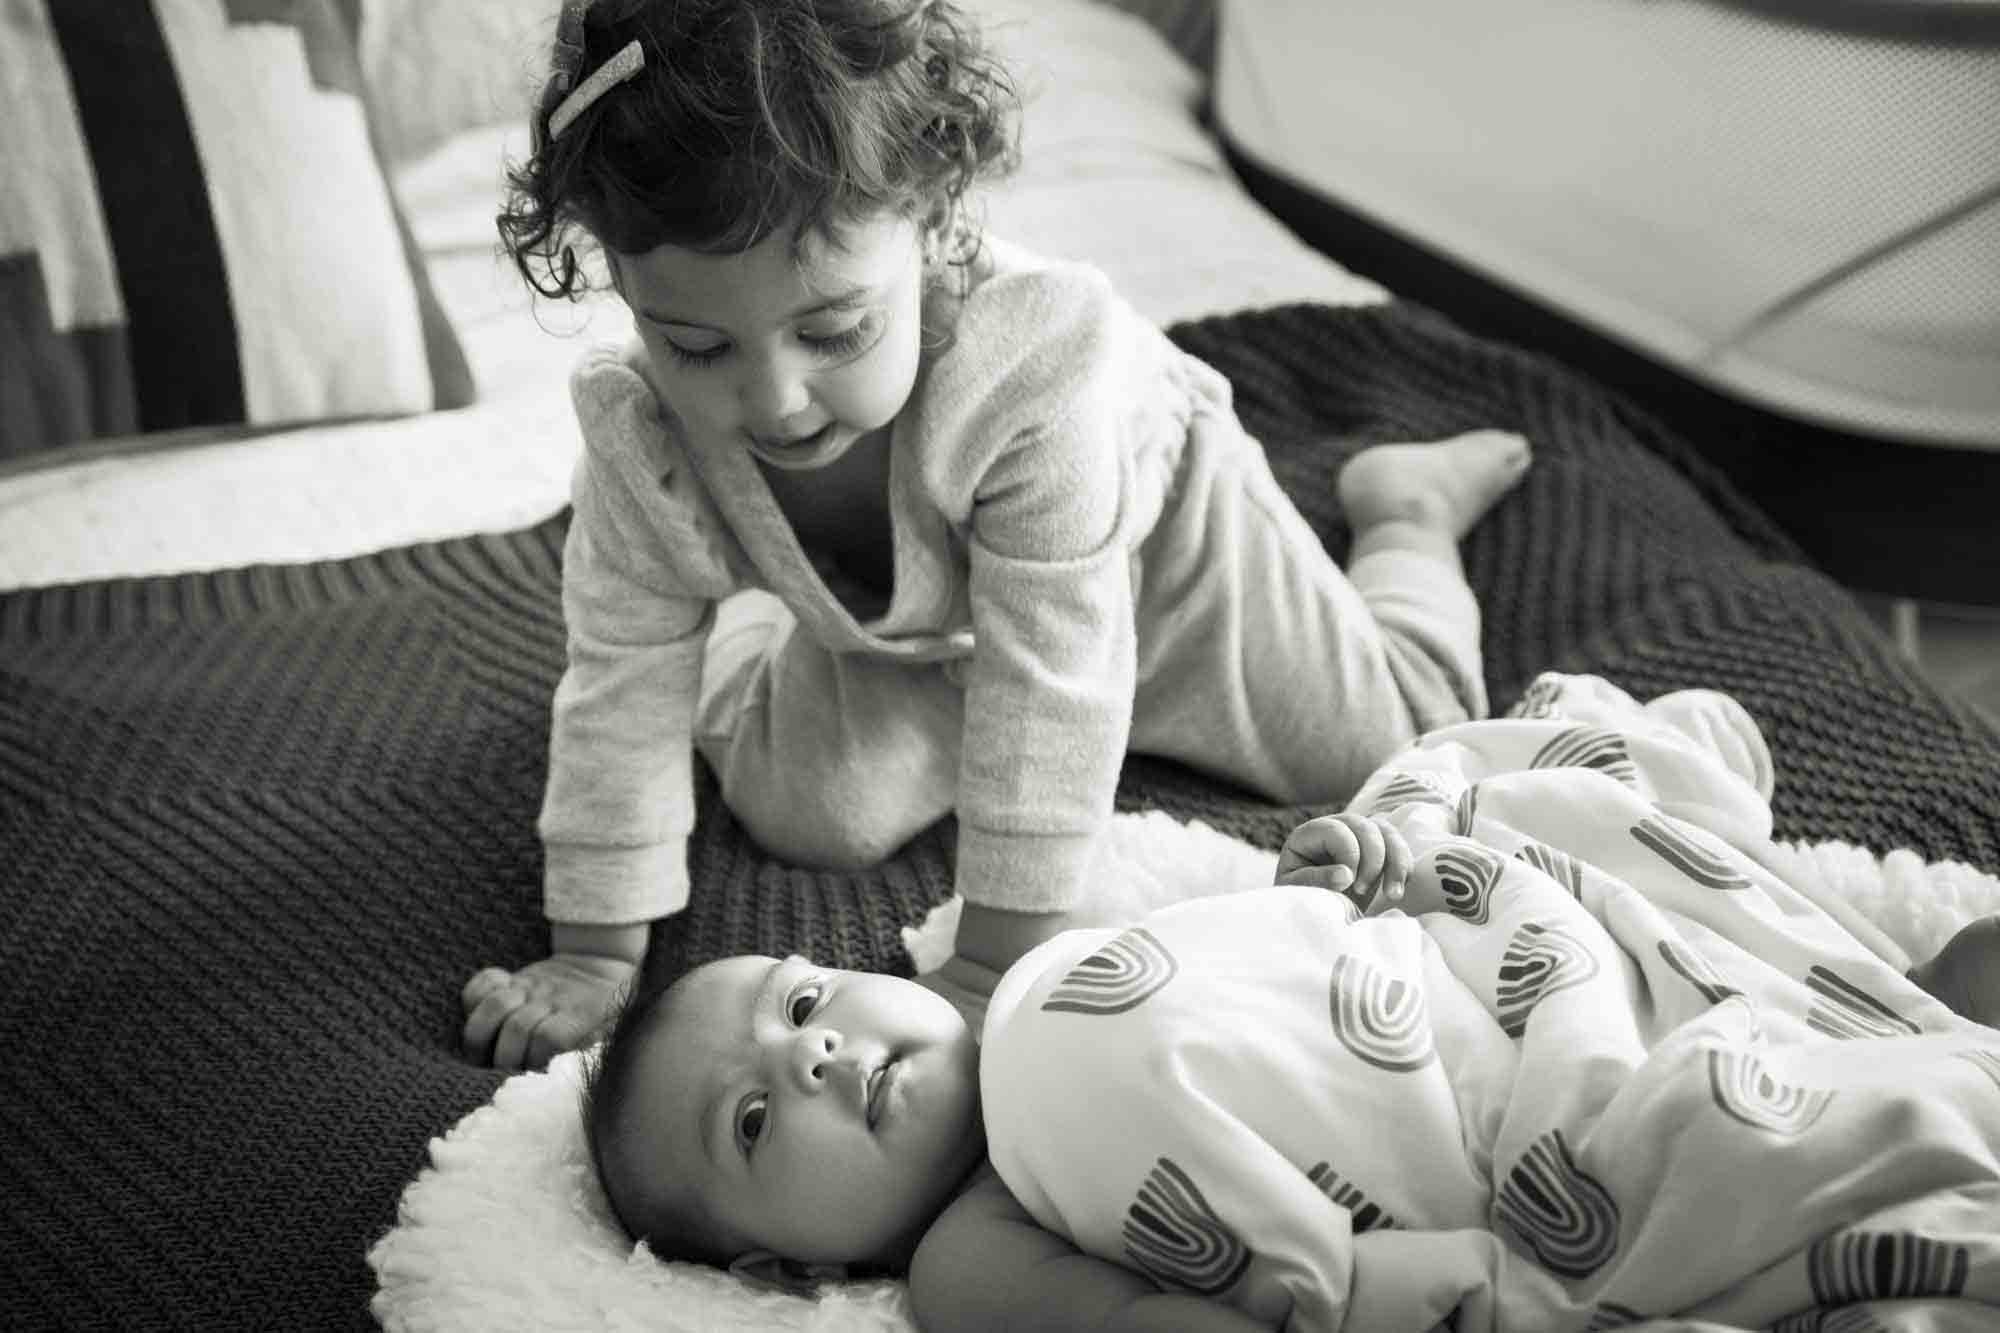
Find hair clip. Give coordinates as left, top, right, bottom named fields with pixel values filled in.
left=549, top=36, right=646, bottom=140
left=549, top=0, right=589, bottom=97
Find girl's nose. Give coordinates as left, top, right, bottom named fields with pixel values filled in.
left=740, top=358, right=810, bottom=427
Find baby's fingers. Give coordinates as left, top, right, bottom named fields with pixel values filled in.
left=1344, top=814, right=1388, bottom=894
left=1375, top=821, right=1413, bottom=904
left=1278, top=863, right=1361, bottom=895
left=1276, top=814, right=1362, bottom=892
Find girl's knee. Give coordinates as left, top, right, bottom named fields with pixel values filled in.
left=726, top=770, right=943, bottom=870
left=697, top=642, right=962, bottom=869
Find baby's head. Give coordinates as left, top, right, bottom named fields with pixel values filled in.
left=499, top=0, right=1018, bottom=299
left=582, top=954, right=985, bottom=1280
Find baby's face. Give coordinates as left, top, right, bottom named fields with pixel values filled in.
left=621, top=955, right=984, bottom=1267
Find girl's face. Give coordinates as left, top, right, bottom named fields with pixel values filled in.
left=619, top=954, right=985, bottom=1268
left=609, top=213, right=928, bottom=472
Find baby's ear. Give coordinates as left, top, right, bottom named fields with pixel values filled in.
left=727, top=1249, right=848, bottom=1297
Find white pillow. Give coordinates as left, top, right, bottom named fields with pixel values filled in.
left=356, top=0, right=553, bottom=164
left=970, top=0, right=1385, bottom=325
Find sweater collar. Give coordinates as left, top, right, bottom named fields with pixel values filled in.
left=638, top=344, right=968, bottom=662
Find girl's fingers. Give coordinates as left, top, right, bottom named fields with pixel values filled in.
left=491, top=1000, right=554, bottom=1073
left=461, top=983, right=526, bottom=1062
left=461, top=965, right=513, bottom=1013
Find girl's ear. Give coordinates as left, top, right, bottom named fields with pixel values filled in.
left=914, top=199, right=954, bottom=273
left=726, top=1249, right=848, bottom=1297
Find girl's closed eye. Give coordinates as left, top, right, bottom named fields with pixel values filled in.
left=659, top=316, right=879, bottom=371
left=801, top=313, right=882, bottom=362
left=663, top=335, right=728, bottom=369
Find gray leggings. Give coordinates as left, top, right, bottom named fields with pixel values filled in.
left=695, top=418, right=1486, bottom=871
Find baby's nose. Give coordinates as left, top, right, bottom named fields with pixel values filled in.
left=793, top=1026, right=840, bottom=1088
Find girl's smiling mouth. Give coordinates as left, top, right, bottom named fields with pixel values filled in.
left=749, top=423, right=846, bottom=471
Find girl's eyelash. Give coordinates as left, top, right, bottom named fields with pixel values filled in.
left=805, top=324, right=871, bottom=359
left=660, top=320, right=875, bottom=370
left=665, top=341, right=725, bottom=369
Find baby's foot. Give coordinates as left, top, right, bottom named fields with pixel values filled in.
left=1338, top=430, right=1532, bottom=540
left=1909, top=914, right=2000, bottom=1029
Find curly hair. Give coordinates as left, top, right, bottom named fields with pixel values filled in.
left=499, top=0, right=1019, bottom=300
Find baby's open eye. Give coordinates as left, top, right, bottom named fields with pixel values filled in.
left=787, top=983, right=823, bottom=1026
left=737, top=1093, right=767, bottom=1148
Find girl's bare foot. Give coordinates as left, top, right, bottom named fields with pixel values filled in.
left=1338, top=430, right=1533, bottom=540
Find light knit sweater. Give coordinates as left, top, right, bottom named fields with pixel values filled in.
left=539, top=241, right=1233, bottom=927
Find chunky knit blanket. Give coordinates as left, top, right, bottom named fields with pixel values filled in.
left=5, top=300, right=1998, bottom=1331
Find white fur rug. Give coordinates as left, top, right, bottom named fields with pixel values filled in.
left=367, top=812, right=2000, bottom=1333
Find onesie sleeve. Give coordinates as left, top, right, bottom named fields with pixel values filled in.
left=943, top=268, right=1139, bottom=914
left=538, top=346, right=741, bottom=926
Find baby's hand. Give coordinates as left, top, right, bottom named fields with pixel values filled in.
left=461, top=952, right=635, bottom=1071
left=1275, top=812, right=1412, bottom=912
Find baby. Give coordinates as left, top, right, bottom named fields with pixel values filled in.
left=582, top=673, right=2000, bottom=1333
left=581, top=810, right=1416, bottom=1331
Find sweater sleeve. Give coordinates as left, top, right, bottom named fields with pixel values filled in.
left=538, top=348, right=739, bottom=926
left=944, top=268, right=1140, bottom=915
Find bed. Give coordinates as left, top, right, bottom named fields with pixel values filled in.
left=4, top=1, right=1999, bottom=1330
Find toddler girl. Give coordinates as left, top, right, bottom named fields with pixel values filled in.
left=459, top=0, right=1531, bottom=1070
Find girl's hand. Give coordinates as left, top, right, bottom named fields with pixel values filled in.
left=461, top=952, right=636, bottom=1071
left=1275, top=812, right=1412, bottom=913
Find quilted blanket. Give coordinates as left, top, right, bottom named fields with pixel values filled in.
left=984, top=674, right=2000, bottom=1331
left=4, top=299, right=1999, bottom=1330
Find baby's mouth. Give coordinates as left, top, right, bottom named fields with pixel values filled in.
left=866, top=1060, right=897, bottom=1129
